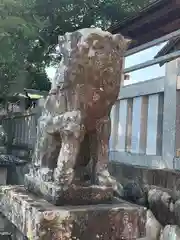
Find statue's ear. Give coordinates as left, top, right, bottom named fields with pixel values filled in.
left=120, top=37, right=131, bottom=53
left=113, top=34, right=132, bottom=53
left=124, top=38, right=132, bottom=50
left=70, top=31, right=82, bottom=49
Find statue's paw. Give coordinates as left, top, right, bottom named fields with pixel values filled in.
left=113, top=181, right=124, bottom=198
left=96, top=170, right=123, bottom=198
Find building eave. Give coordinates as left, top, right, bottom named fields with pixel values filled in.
left=108, top=0, right=180, bottom=49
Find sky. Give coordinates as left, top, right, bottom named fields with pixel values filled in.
left=124, top=42, right=167, bottom=85
left=46, top=42, right=167, bottom=85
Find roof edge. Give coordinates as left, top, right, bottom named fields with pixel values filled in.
left=107, top=0, right=168, bottom=33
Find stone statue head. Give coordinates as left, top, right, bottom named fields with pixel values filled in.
left=58, top=28, right=130, bottom=72
left=48, top=28, right=130, bottom=116
left=57, top=28, right=131, bottom=87
left=59, top=28, right=131, bottom=60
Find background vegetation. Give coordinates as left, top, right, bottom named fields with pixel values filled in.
left=0, top=0, right=150, bottom=95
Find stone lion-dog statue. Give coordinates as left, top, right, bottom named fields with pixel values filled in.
left=25, top=27, right=130, bottom=205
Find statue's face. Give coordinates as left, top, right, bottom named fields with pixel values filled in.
left=81, top=32, right=130, bottom=72
left=81, top=31, right=129, bottom=57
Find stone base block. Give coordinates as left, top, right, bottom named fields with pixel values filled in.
left=0, top=186, right=146, bottom=240
left=25, top=173, right=114, bottom=205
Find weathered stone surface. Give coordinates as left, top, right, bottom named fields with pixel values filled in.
left=148, top=189, right=175, bottom=226
left=146, top=210, right=162, bottom=240
left=174, top=199, right=180, bottom=226
left=122, top=181, right=148, bottom=206
left=0, top=186, right=146, bottom=240
left=160, top=225, right=180, bottom=240
left=110, top=162, right=180, bottom=229
left=25, top=173, right=114, bottom=205
left=25, top=27, right=130, bottom=204
left=109, top=162, right=180, bottom=200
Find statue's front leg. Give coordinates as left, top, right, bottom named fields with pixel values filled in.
left=53, top=110, right=85, bottom=187
left=96, top=115, right=123, bottom=197
left=54, top=135, right=81, bottom=186
left=30, top=114, right=61, bottom=182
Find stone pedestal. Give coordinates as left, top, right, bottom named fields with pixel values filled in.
left=0, top=186, right=146, bottom=240
left=25, top=173, right=114, bottom=205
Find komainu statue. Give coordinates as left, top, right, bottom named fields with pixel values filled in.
left=25, top=27, right=130, bottom=205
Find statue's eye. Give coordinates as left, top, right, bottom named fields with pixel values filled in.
left=116, top=45, right=120, bottom=50
left=93, top=40, right=104, bottom=49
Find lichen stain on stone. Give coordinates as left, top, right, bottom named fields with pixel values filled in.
left=39, top=212, right=72, bottom=240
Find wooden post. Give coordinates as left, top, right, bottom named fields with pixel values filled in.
left=130, top=96, right=148, bottom=154
left=174, top=58, right=180, bottom=168
left=120, top=58, right=125, bottom=88
left=109, top=101, right=120, bottom=152
left=162, top=59, right=178, bottom=169
left=146, top=93, right=164, bottom=155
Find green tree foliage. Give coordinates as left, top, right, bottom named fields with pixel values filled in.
left=0, top=0, right=50, bottom=95
left=31, top=0, right=150, bottom=67
left=0, top=0, right=149, bottom=95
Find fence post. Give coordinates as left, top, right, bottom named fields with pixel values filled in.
left=162, top=59, right=178, bottom=169
left=6, top=117, right=13, bottom=154
left=109, top=102, right=119, bottom=158
left=174, top=58, right=180, bottom=168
